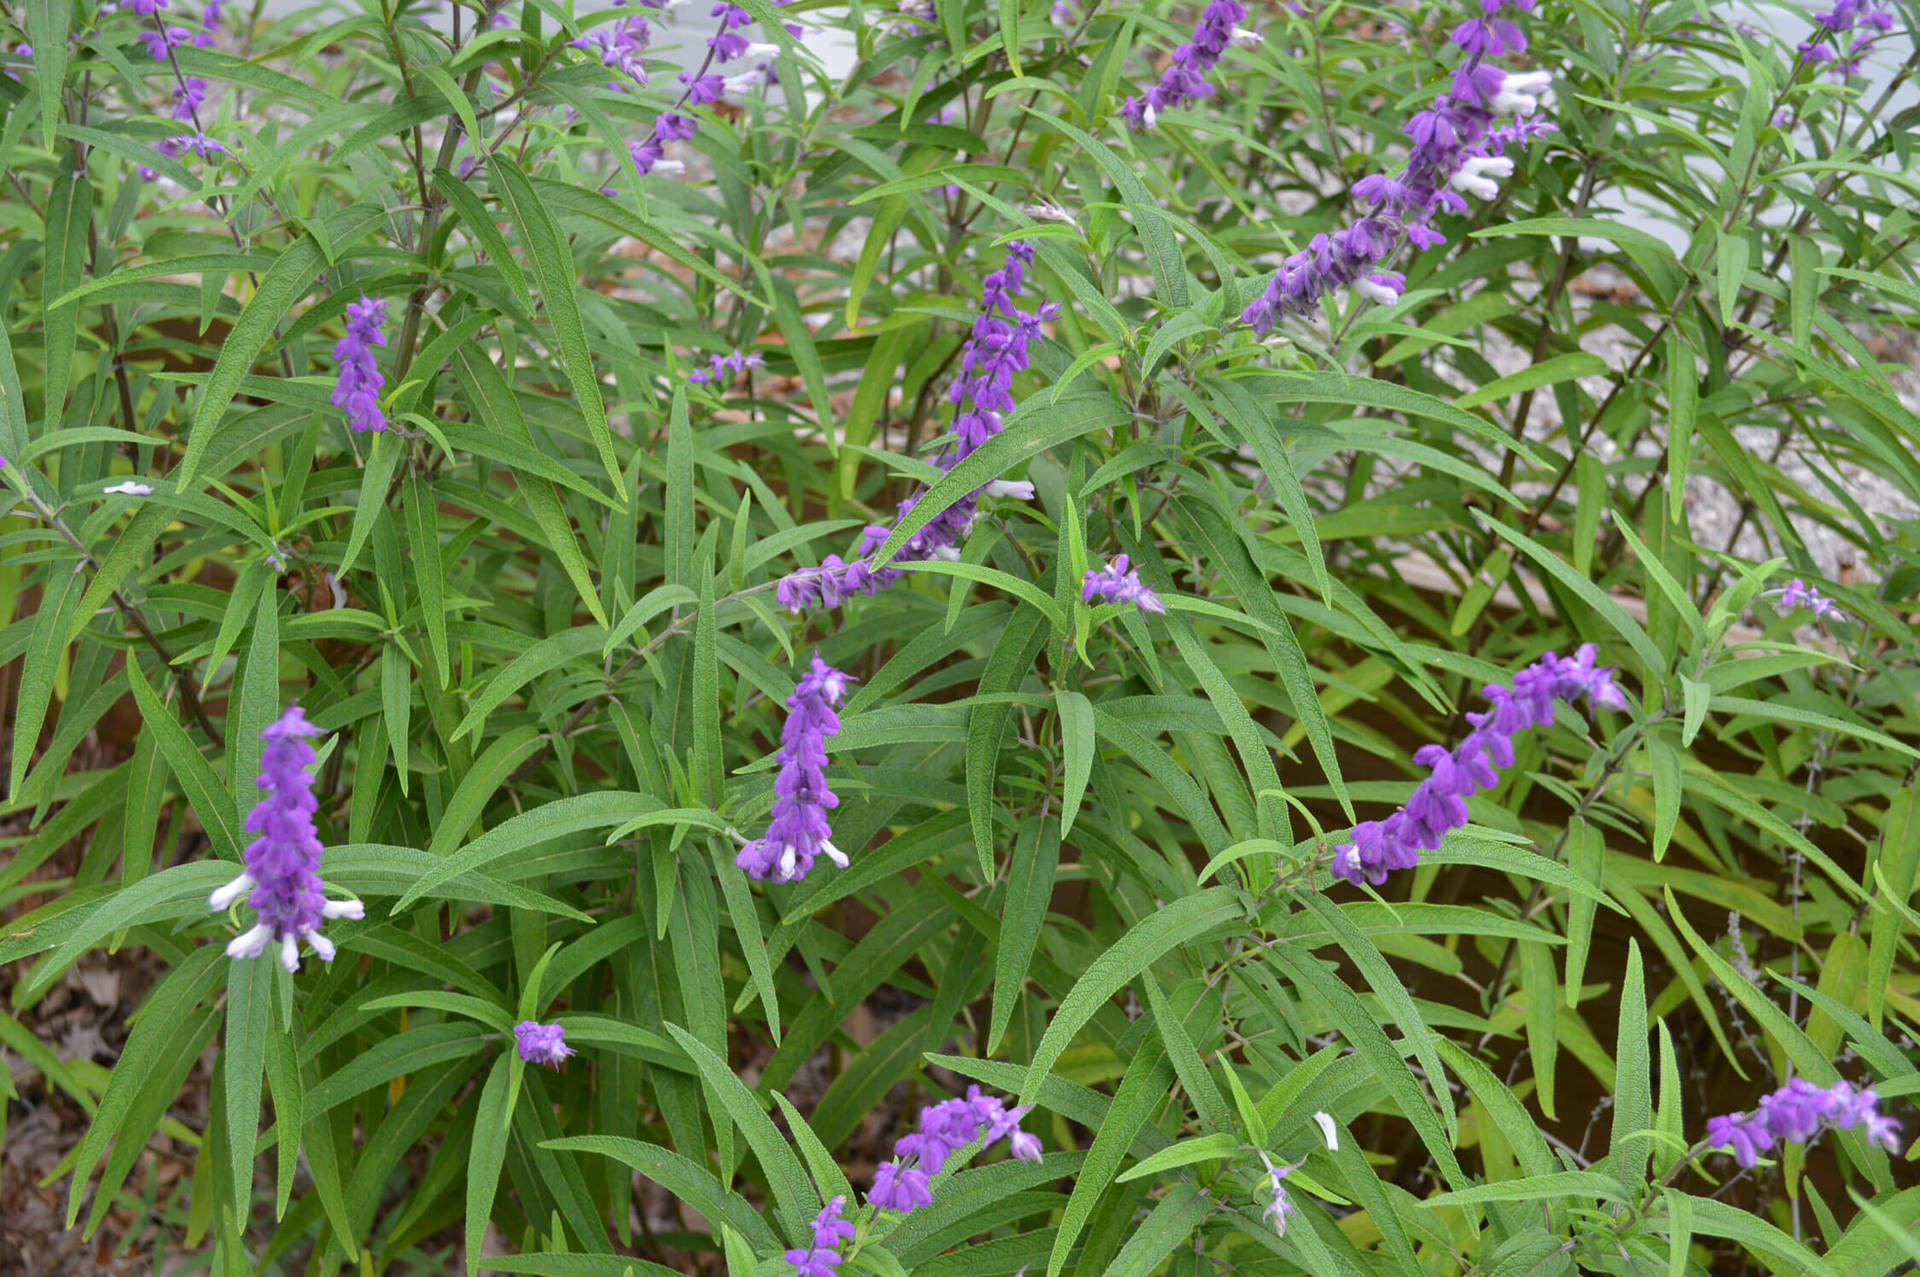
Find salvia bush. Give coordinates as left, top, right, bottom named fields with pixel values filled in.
left=0, top=0, right=1917, bottom=1273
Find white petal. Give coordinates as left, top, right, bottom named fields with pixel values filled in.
left=653, top=160, right=686, bottom=177
left=279, top=933, right=301, bottom=973
left=103, top=480, right=154, bottom=496
left=209, top=873, right=256, bottom=912
left=1312, top=1110, right=1340, bottom=1151
left=778, top=843, right=798, bottom=880
left=1353, top=278, right=1399, bottom=305
left=822, top=840, right=849, bottom=868
left=1142, top=103, right=1157, bottom=128
left=984, top=479, right=1035, bottom=500
left=321, top=898, right=365, bottom=920
left=744, top=42, right=779, bottom=58
left=304, top=930, right=336, bottom=963
left=1229, top=26, right=1263, bottom=47
left=226, top=923, right=272, bottom=960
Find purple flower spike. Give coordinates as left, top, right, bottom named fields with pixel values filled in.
left=866, top=1085, right=1041, bottom=1214
left=331, top=295, right=388, bottom=433
left=1083, top=554, right=1166, bottom=614
left=1241, top=0, right=1553, bottom=332
left=1707, top=1077, right=1900, bottom=1166
left=1118, top=1, right=1254, bottom=129
left=736, top=655, right=853, bottom=884
left=778, top=243, right=1054, bottom=612
left=1330, top=644, right=1625, bottom=887
left=513, top=1020, right=574, bottom=1066
left=209, top=706, right=364, bottom=973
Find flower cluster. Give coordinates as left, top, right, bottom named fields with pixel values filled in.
left=572, top=11, right=658, bottom=89
left=870, top=1086, right=1041, bottom=1213
left=688, top=349, right=766, bottom=384
left=1706, top=1077, right=1901, bottom=1167
left=331, top=295, right=388, bottom=434
left=1083, top=555, right=1166, bottom=613
left=710, top=1, right=782, bottom=64
left=1331, top=644, right=1627, bottom=886
left=776, top=243, right=1056, bottom=612
left=1798, top=0, right=1893, bottom=75
left=784, top=1196, right=855, bottom=1277
left=1240, top=0, right=1553, bottom=332
left=513, top=1020, right=574, bottom=1066
left=170, top=75, right=207, bottom=120
left=208, top=706, right=364, bottom=973
left=1766, top=577, right=1849, bottom=623
left=736, top=655, right=853, bottom=884
left=1118, top=1, right=1259, bottom=129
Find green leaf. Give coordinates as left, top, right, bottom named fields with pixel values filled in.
left=1019, top=888, right=1240, bottom=1105
left=1455, top=351, right=1608, bottom=411
left=1424, top=1170, right=1629, bottom=1208
left=467, top=1053, right=522, bottom=1277
left=1685, top=1195, right=1840, bottom=1277
left=176, top=234, right=329, bottom=488
left=1055, top=689, right=1096, bottom=839
left=1610, top=940, right=1651, bottom=1194
left=451, top=626, right=604, bottom=743
left=1036, top=114, right=1186, bottom=307
left=990, top=818, right=1059, bottom=1054
left=222, top=952, right=272, bottom=1224
left=10, top=558, right=84, bottom=799
left=406, top=475, right=451, bottom=685
left=1716, top=227, right=1748, bottom=327
left=543, top=1136, right=781, bottom=1252
left=40, top=168, right=88, bottom=415
left=1477, top=513, right=1665, bottom=675
left=1104, top=1183, right=1212, bottom=1277
left=489, top=156, right=623, bottom=492
left=661, top=1023, right=817, bottom=1237
left=395, top=791, right=660, bottom=910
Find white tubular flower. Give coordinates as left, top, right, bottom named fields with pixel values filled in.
left=743, top=41, right=778, bottom=59
left=321, top=899, right=366, bottom=921
left=984, top=478, right=1036, bottom=499
left=1353, top=276, right=1400, bottom=305
left=103, top=480, right=154, bottom=496
left=653, top=160, right=687, bottom=177
left=1450, top=154, right=1514, bottom=200
left=1229, top=26, right=1263, bottom=47
left=305, top=930, right=336, bottom=963
left=209, top=873, right=256, bottom=912
left=226, top=922, right=273, bottom=960
left=821, top=839, right=849, bottom=868
left=1312, top=1110, right=1340, bottom=1151
left=1492, top=70, right=1552, bottom=115
left=1142, top=102, right=1158, bottom=128
left=279, top=932, right=301, bottom=973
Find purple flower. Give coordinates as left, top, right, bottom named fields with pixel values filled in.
left=1083, top=554, right=1166, bottom=613
left=777, top=244, right=1055, bottom=612
left=140, top=25, right=194, bottom=58
left=513, top=1020, right=574, bottom=1066
left=736, top=655, right=853, bottom=884
left=1258, top=1152, right=1299, bottom=1233
left=627, top=138, right=684, bottom=177
left=689, top=349, right=766, bottom=384
left=208, top=706, right=364, bottom=972
left=1329, top=644, right=1626, bottom=887
left=331, top=294, right=388, bottom=433
left=573, top=15, right=654, bottom=86
left=130, top=0, right=171, bottom=13
left=1241, top=0, right=1553, bottom=332
left=1708, top=1078, right=1900, bottom=1166
left=1766, top=578, right=1849, bottom=623
left=784, top=1195, right=853, bottom=1276
left=1118, top=1, right=1254, bottom=129
left=657, top=111, right=698, bottom=142
left=681, top=71, right=727, bottom=104
left=171, top=75, right=208, bottom=121
left=867, top=1086, right=1040, bottom=1214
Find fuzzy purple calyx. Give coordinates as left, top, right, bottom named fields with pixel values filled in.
left=1708, top=1077, right=1900, bottom=1167
left=866, top=1085, right=1041, bottom=1214
left=1083, top=554, right=1167, bottom=614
